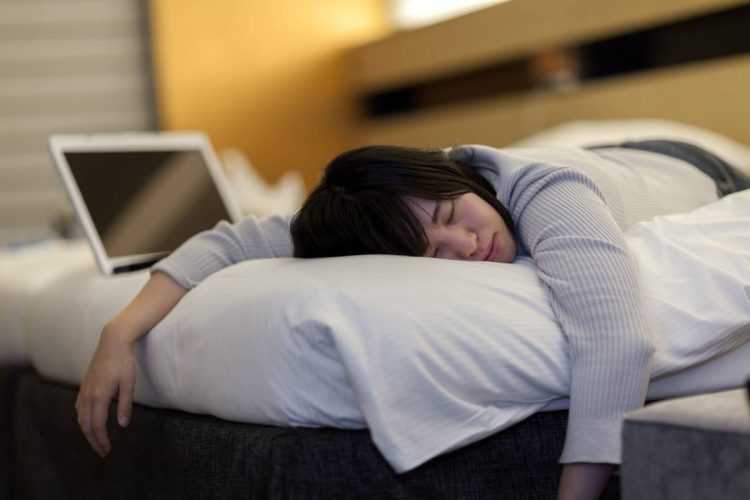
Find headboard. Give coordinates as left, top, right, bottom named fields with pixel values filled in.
left=349, top=0, right=750, bottom=148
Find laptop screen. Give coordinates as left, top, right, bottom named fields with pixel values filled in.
left=64, top=149, right=233, bottom=259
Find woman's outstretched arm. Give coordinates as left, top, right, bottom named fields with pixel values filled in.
left=76, top=214, right=294, bottom=456
left=511, top=169, right=653, bottom=496
left=518, top=170, right=654, bottom=467
left=75, top=271, right=186, bottom=457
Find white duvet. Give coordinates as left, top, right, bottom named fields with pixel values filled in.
left=129, top=190, right=750, bottom=473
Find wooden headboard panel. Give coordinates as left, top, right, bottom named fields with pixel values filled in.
left=349, top=0, right=750, bottom=148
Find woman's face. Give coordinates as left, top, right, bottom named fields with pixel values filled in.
left=408, top=193, right=517, bottom=263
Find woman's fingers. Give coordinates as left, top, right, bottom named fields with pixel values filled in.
left=76, top=319, right=145, bottom=456
left=76, top=386, right=110, bottom=457
left=76, top=359, right=136, bottom=455
left=116, top=376, right=134, bottom=428
left=75, top=392, right=96, bottom=454
left=90, top=387, right=114, bottom=456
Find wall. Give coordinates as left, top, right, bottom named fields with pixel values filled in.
left=149, top=0, right=389, bottom=188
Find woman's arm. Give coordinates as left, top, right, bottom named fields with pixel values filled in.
left=153, top=214, right=293, bottom=289
left=512, top=170, right=654, bottom=494
left=76, top=271, right=186, bottom=457
left=76, top=214, right=294, bottom=456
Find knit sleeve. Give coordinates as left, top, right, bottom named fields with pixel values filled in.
left=151, top=214, right=293, bottom=290
left=515, top=169, right=654, bottom=464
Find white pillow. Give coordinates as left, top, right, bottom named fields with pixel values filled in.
left=140, top=190, right=750, bottom=473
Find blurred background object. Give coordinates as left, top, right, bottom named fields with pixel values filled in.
left=528, top=48, right=581, bottom=92
left=387, top=0, right=510, bottom=30
left=0, top=0, right=156, bottom=246
left=219, top=148, right=304, bottom=218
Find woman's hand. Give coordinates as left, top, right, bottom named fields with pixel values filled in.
left=75, top=322, right=138, bottom=457
left=557, top=463, right=616, bottom=500
left=74, top=271, right=187, bottom=456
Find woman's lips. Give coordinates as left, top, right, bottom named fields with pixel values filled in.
left=484, top=236, right=498, bottom=261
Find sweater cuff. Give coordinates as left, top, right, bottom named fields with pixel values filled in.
left=559, top=417, right=624, bottom=464
left=150, top=259, right=194, bottom=290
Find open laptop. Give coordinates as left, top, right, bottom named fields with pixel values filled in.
left=49, top=132, right=242, bottom=274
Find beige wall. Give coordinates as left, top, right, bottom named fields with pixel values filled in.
left=149, top=0, right=389, bottom=188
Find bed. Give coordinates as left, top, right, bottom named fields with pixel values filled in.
left=5, top=0, right=750, bottom=497
left=3, top=124, right=750, bottom=498
left=0, top=244, right=602, bottom=499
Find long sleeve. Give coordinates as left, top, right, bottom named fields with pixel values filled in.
left=451, top=145, right=666, bottom=463
left=514, top=168, right=653, bottom=463
left=151, top=214, right=293, bottom=290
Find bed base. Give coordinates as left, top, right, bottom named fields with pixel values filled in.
left=3, top=368, right=619, bottom=499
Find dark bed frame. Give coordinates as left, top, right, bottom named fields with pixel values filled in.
left=1, top=366, right=620, bottom=499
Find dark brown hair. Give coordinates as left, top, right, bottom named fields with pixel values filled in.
left=290, top=145, right=514, bottom=258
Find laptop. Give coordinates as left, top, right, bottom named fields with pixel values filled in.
left=49, top=132, right=242, bottom=274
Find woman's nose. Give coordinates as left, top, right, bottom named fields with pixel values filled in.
left=442, top=228, right=478, bottom=260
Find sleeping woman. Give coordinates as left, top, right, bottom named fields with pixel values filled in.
left=75, top=139, right=750, bottom=499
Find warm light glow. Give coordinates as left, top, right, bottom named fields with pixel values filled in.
left=389, top=0, right=511, bottom=29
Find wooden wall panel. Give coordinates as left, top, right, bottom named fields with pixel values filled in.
left=357, top=55, right=750, bottom=149
left=149, top=0, right=389, bottom=188
left=354, top=0, right=748, bottom=92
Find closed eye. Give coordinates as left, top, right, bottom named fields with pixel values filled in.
left=428, top=198, right=456, bottom=258
left=433, top=199, right=456, bottom=226
left=446, top=198, right=456, bottom=224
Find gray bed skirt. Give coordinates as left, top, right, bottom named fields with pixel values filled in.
left=3, top=368, right=620, bottom=499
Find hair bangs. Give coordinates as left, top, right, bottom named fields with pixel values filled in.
left=352, top=192, right=429, bottom=257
